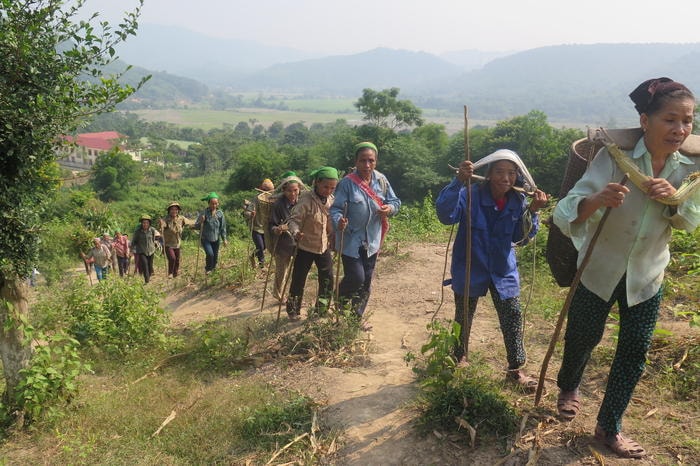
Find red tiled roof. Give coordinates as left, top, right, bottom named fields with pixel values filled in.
left=64, top=131, right=126, bottom=151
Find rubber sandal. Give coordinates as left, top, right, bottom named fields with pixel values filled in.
left=594, top=425, right=647, bottom=459
left=506, top=369, right=538, bottom=393
left=557, top=389, right=580, bottom=421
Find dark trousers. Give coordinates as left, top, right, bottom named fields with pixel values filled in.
left=338, top=247, right=377, bottom=316
left=453, top=283, right=526, bottom=368
left=557, top=279, right=661, bottom=434
left=139, top=254, right=154, bottom=283
left=252, top=231, right=266, bottom=265
left=166, top=247, right=181, bottom=277
left=201, top=239, right=220, bottom=272
left=117, top=256, right=129, bottom=277
left=287, top=249, right=334, bottom=316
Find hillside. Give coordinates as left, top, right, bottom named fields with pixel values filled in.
left=112, top=29, right=700, bottom=125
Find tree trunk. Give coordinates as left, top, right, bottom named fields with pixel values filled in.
left=0, top=276, right=32, bottom=408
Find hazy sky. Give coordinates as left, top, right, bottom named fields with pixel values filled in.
left=83, top=0, right=700, bottom=55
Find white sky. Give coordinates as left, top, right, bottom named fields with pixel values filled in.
left=82, top=0, right=700, bottom=55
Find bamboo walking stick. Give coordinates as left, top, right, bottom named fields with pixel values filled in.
left=333, top=202, right=348, bottom=321
left=276, top=245, right=298, bottom=328
left=461, top=105, right=474, bottom=363
left=534, top=175, right=628, bottom=405
left=260, top=228, right=284, bottom=313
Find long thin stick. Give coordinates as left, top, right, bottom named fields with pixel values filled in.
left=333, top=202, right=348, bottom=320
left=534, top=175, right=628, bottom=405
left=259, top=231, right=281, bottom=313
left=276, top=245, right=298, bottom=327
left=461, top=105, right=474, bottom=362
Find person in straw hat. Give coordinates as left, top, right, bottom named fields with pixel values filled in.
left=436, top=150, right=548, bottom=390
left=160, top=201, right=194, bottom=278
left=244, top=178, right=275, bottom=269
left=195, top=192, right=228, bottom=274
left=131, top=214, right=158, bottom=284
left=552, top=77, right=700, bottom=459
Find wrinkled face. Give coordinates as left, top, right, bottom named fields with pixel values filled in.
left=208, top=198, right=219, bottom=210
left=355, top=148, right=377, bottom=180
left=314, top=178, right=338, bottom=198
left=168, top=206, right=180, bottom=217
left=642, top=97, right=695, bottom=157
left=487, top=160, right=518, bottom=199
left=284, top=183, right=300, bottom=203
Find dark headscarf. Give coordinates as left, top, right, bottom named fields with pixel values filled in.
left=629, top=77, right=692, bottom=115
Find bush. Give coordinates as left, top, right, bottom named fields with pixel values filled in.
left=32, top=277, right=169, bottom=355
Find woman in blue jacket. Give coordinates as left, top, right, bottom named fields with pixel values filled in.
left=435, top=150, right=548, bottom=391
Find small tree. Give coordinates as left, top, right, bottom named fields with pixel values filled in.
left=0, top=0, right=148, bottom=412
left=92, top=148, right=141, bottom=201
left=354, top=87, right=424, bottom=130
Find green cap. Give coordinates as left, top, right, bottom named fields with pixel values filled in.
left=354, top=141, right=378, bottom=156
left=309, top=166, right=339, bottom=181
left=201, top=192, right=219, bottom=201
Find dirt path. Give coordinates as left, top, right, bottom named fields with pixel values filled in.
left=164, top=243, right=687, bottom=465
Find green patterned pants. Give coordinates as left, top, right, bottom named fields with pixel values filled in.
left=557, top=278, right=661, bottom=434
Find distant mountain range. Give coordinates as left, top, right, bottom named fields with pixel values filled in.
left=113, top=24, right=700, bottom=125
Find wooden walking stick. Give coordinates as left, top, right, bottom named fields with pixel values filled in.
left=276, top=244, right=298, bottom=328
left=534, top=174, right=628, bottom=405
left=461, top=105, right=474, bottom=363
left=260, top=228, right=284, bottom=313
left=333, top=202, right=348, bottom=320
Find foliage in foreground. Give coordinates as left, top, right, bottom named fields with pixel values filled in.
left=406, top=320, right=519, bottom=440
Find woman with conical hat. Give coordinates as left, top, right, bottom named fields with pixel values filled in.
left=131, top=214, right=158, bottom=284
left=160, top=201, right=194, bottom=278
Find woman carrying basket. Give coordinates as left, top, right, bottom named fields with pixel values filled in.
left=553, top=78, right=700, bottom=458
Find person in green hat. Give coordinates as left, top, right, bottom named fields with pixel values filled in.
left=331, top=142, right=401, bottom=328
left=195, top=192, right=228, bottom=274
left=131, top=214, right=158, bottom=283
left=285, top=167, right=339, bottom=320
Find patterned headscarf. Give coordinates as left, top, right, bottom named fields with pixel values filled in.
left=629, top=77, right=692, bottom=115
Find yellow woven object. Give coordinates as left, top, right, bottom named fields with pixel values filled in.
left=604, top=141, right=700, bottom=206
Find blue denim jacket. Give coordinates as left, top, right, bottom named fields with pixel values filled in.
left=331, top=170, right=401, bottom=258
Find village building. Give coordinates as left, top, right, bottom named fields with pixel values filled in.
left=58, top=131, right=142, bottom=171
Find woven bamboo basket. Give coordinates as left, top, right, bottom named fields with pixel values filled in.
left=546, top=137, right=603, bottom=287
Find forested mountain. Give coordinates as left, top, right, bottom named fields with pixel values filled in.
left=112, top=25, right=700, bottom=125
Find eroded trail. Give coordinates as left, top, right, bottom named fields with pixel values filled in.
left=164, top=243, right=673, bottom=465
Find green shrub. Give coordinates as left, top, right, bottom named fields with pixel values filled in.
left=33, top=278, right=169, bottom=355
left=15, top=331, right=91, bottom=423
left=407, top=320, right=519, bottom=440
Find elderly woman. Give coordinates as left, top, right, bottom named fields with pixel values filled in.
left=286, top=167, right=338, bottom=320
left=553, top=77, right=700, bottom=458
left=82, top=237, right=112, bottom=281
left=131, top=215, right=158, bottom=284
left=269, top=172, right=303, bottom=302
left=160, top=201, right=193, bottom=278
left=436, top=150, right=548, bottom=390
left=330, top=142, right=401, bottom=326
left=244, top=178, right=275, bottom=268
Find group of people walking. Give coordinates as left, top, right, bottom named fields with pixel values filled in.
left=77, top=77, right=699, bottom=459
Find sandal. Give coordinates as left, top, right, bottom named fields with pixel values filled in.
left=594, top=425, right=647, bottom=459
left=557, top=389, right=580, bottom=421
left=506, top=369, right=538, bottom=393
